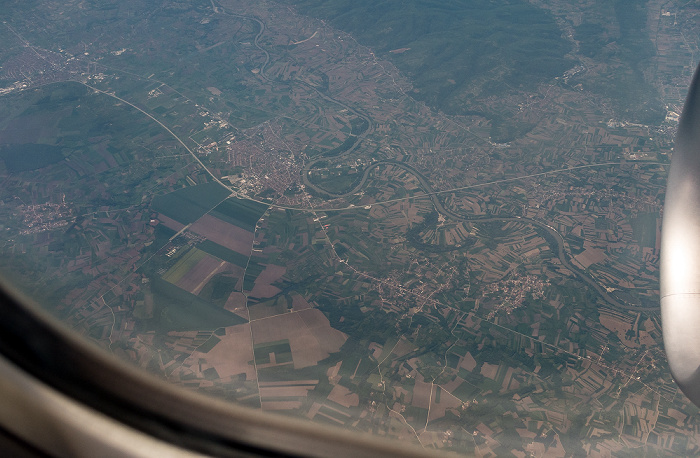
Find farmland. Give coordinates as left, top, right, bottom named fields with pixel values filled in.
left=1, top=0, right=700, bottom=454
left=0, top=143, right=64, bottom=172
left=148, top=278, right=247, bottom=332
left=152, top=182, right=231, bottom=225
left=210, top=197, right=268, bottom=231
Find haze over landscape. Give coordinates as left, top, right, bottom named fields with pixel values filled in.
left=1, top=0, right=699, bottom=454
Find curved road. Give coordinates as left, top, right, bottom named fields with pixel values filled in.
left=306, top=158, right=656, bottom=312
left=395, top=161, right=656, bottom=312
left=213, top=4, right=655, bottom=313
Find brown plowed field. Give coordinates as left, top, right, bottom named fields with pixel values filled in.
left=190, top=214, right=254, bottom=255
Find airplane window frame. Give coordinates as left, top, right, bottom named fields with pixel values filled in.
left=0, top=277, right=443, bottom=457
left=2, top=1, right=698, bottom=454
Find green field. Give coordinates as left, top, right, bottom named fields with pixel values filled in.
left=631, top=212, right=658, bottom=248
left=152, top=182, right=231, bottom=225
left=0, top=144, right=64, bottom=172
left=198, top=274, right=241, bottom=307
left=147, top=278, right=247, bottom=332
left=308, top=168, right=362, bottom=194
left=210, top=197, right=268, bottom=231
left=198, top=240, right=250, bottom=268
left=321, top=135, right=357, bottom=158
left=197, top=335, right=222, bottom=353
left=243, top=260, right=266, bottom=292
left=161, top=247, right=207, bottom=284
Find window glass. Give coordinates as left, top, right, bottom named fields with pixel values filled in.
left=1, top=0, right=698, bottom=454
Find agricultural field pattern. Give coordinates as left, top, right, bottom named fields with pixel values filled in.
left=1, top=0, right=700, bottom=455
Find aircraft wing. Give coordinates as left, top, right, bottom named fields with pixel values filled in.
left=661, top=61, right=700, bottom=406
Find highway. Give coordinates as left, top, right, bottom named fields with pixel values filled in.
left=301, top=158, right=661, bottom=312
left=87, top=3, right=660, bottom=314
